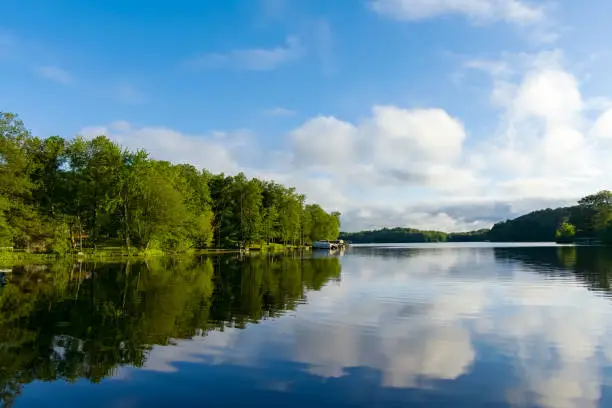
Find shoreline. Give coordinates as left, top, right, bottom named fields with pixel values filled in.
left=0, top=244, right=312, bottom=266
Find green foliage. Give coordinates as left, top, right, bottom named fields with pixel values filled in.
left=304, top=205, right=341, bottom=243
left=578, top=190, right=612, bottom=235
left=489, top=208, right=573, bottom=242
left=578, top=190, right=612, bottom=208
left=49, top=221, right=72, bottom=254
left=232, top=173, right=263, bottom=246
left=488, top=190, right=612, bottom=244
left=340, top=227, right=489, bottom=244
left=555, top=222, right=576, bottom=243
left=0, top=112, right=340, bottom=253
left=0, top=196, right=12, bottom=247
left=343, top=191, right=612, bottom=246
left=0, top=113, right=33, bottom=199
left=602, top=223, right=612, bottom=245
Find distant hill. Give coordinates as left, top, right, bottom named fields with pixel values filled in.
left=339, top=227, right=489, bottom=244
left=488, top=207, right=576, bottom=242
left=341, top=191, right=612, bottom=244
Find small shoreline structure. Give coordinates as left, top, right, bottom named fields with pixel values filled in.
left=312, top=240, right=349, bottom=250
left=573, top=237, right=603, bottom=246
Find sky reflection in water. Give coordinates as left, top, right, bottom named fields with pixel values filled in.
left=7, top=245, right=612, bottom=408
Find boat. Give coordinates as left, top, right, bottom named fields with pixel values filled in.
left=312, top=240, right=333, bottom=249
left=312, top=240, right=348, bottom=250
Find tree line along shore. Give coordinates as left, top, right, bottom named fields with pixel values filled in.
left=3, top=111, right=610, bottom=256
left=340, top=191, right=612, bottom=245
left=0, top=112, right=341, bottom=256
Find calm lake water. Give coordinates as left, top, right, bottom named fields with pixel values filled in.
left=3, top=244, right=612, bottom=407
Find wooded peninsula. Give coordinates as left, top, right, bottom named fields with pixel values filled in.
left=341, top=191, right=612, bottom=245
left=3, top=111, right=611, bottom=254
left=0, top=113, right=340, bottom=255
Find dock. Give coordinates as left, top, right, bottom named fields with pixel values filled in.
left=575, top=237, right=602, bottom=245
left=312, top=240, right=349, bottom=250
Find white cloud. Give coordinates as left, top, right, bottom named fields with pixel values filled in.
left=470, top=50, right=610, bottom=199
left=283, top=106, right=481, bottom=224
left=188, top=36, right=304, bottom=71
left=80, top=49, right=612, bottom=233
left=370, top=0, right=557, bottom=44
left=246, top=169, right=351, bottom=213
left=290, top=116, right=359, bottom=168
left=289, top=107, right=469, bottom=189
left=141, top=250, right=485, bottom=388
left=283, top=50, right=612, bottom=231
left=34, top=65, right=73, bottom=85
left=370, top=0, right=545, bottom=24
left=591, top=108, right=612, bottom=140
left=370, top=106, right=466, bottom=165
left=136, top=247, right=612, bottom=408
left=342, top=206, right=488, bottom=232
left=79, top=122, right=247, bottom=174
left=78, top=121, right=352, bottom=215
left=512, top=68, right=581, bottom=124
left=480, top=271, right=612, bottom=408
left=135, top=248, right=612, bottom=408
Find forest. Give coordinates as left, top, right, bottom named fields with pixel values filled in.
left=341, top=191, right=612, bottom=245
left=339, top=228, right=489, bottom=243
left=0, top=112, right=341, bottom=254
left=488, top=191, right=612, bottom=244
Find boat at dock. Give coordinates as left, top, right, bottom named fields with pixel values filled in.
left=312, top=240, right=348, bottom=250
left=312, top=240, right=333, bottom=249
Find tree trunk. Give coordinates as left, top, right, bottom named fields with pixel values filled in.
left=123, top=197, right=131, bottom=254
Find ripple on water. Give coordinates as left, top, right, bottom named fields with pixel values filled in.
left=5, top=244, right=612, bottom=408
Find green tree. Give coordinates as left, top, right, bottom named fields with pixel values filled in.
left=278, top=188, right=301, bottom=245
left=209, top=174, right=239, bottom=248
left=0, top=112, right=343, bottom=252
left=555, top=222, right=576, bottom=243
left=63, top=136, right=126, bottom=247
left=0, top=196, right=12, bottom=246
left=232, top=173, right=263, bottom=247
left=170, top=165, right=214, bottom=248
left=262, top=206, right=280, bottom=244
left=126, top=160, right=190, bottom=251
left=304, top=205, right=340, bottom=242
left=0, top=113, right=56, bottom=250
left=578, top=190, right=612, bottom=236
left=0, top=113, right=33, bottom=200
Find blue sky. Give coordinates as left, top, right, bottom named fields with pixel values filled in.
left=2, top=0, right=612, bottom=231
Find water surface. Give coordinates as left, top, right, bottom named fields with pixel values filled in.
left=2, top=244, right=612, bottom=407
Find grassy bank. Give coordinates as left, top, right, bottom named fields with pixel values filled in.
left=0, top=251, right=59, bottom=267
left=248, top=243, right=310, bottom=252
left=0, top=243, right=310, bottom=266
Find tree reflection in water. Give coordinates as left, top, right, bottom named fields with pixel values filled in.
left=0, top=254, right=341, bottom=406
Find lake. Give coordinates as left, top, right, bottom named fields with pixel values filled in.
left=2, top=244, right=612, bottom=407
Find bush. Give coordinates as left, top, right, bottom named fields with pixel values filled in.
left=555, top=222, right=576, bottom=244
left=50, top=222, right=72, bottom=255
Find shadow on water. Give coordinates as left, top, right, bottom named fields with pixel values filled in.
left=493, top=246, right=612, bottom=294
left=0, top=254, right=341, bottom=406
